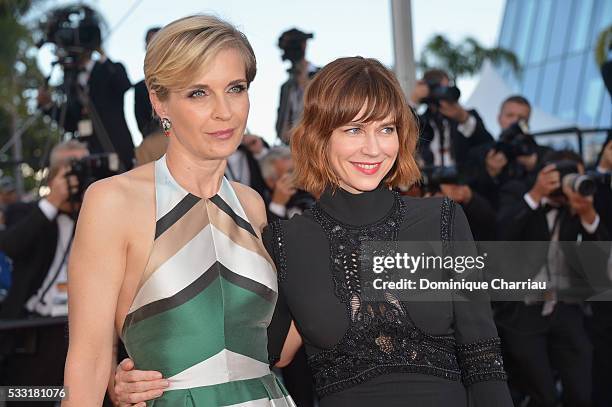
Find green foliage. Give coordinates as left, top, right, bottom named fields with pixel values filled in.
left=594, top=25, right=611, bottom=67
left=0, top=0, right=59, bottom=191
left=419, top=34, right=521, bottom=81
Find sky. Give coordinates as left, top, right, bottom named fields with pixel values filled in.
left=34, top=0, right=506, bottom=146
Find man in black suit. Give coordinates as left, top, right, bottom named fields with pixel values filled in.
left=260, top=146, right=295, bottom=221
left=411, top=69, right=493, bottom=169
left=275, top=28, right=318, bottom=143
left=134, top=27, right=161, bottom=139
left=39, top=50, right=134, bottom=171
left=0, top=140, right=88, bottom=405
left=466, top=95, right=552, bottom=210
left=225, top=133, right=269, bottom=197
left=496, top=149, right=610, bottom=407
left=259, top=146, right=315, bottom=223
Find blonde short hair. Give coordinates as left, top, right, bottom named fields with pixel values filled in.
left=144, top=15, right=256, bottom=101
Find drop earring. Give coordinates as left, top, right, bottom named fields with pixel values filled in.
left=161, top=117, right=172, bottom=136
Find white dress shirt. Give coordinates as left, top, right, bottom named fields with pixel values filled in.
left=25, top=199, right=74, bottom=316
left=522, top=193, right=600, bottom=314
left=429, top=113, right=477, bottom=167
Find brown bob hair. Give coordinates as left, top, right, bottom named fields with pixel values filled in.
left=291, top=56, right=420, bottom=196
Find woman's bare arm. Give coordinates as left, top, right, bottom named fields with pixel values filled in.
left=63, top=179, right=129, bottom=406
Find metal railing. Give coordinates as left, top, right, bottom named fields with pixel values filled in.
left=530, top=126, right=611, bottom=164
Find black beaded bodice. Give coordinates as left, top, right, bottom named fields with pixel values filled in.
left=271, top=193, right=507, bottom=398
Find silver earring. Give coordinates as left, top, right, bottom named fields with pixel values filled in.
left=161, top=117, right=172, bottom=134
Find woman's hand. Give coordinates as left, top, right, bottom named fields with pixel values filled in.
left=114, top=358, right=168, bottom=406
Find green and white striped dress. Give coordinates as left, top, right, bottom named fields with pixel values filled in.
left=121, top=156, right=295, bottom=407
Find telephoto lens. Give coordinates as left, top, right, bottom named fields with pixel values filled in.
left=561, top=173, right=597, bottom=196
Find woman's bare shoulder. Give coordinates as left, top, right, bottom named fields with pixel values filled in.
left=81, top=163, right=155, bottom=220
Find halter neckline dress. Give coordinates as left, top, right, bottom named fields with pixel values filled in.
left=121, top=155, right=294, bottom=406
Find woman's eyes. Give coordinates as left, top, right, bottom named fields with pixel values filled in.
left=344, top=126, right=396, bottom=135
left=188, top=84, right=246, bottom=98
left=228, top=84, right=247, bottom=93
left=189, top=89, right=207, bottom=98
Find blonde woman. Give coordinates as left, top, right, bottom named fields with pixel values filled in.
left=63, top=15, right=294, bottom=406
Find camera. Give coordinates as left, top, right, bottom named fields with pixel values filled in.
left=420, top=166, right=462, bottom=193
left=595, top=172, right=611, bottom=190
left=66, top=153, right=120, bottom=202
left=421, top=81, right=461, bottom=106
left=287, top=189, right=315, bottom=211
left=495, top=120, right=537, bottom=160
left=38, top=5, right=102, bottom=69
left=549, top=160, right=598, bottom=197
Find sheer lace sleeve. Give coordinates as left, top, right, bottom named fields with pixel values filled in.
left=441, top=198, right=512, bottom=406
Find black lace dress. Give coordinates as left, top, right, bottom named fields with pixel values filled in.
left=263, top=186, right=512, bottom=407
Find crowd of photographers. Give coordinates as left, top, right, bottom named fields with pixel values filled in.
left=0, top=11, right=611, bottom=406
left=409, top=68, right=612, bottom=407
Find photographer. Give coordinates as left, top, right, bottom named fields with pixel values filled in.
left=496, top=149, right=610, bottom=407
left=223, top=133, right=268, bottom=197
left=410, top=69, right=493, bottom=169
left=420, top=167, right=496, bottom=241
left=470, top=96, right=552, bottom=209
left=134, top=27, right=161, bottom=140
left=276, top=28, right=318, bottom=143
left=0, top=140, right=88, bottom=397
left=260, top=146, right=315, bottom=221
left=37, top=5, right=135, bottom=171
left=261, top=146, right=295, bottom=220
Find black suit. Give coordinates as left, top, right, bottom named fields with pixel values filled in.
left=227, top=145, right=268, bottom=198
left=63, top=59, right=134, bottom=170
left=497, top=179, right=610, bottom=242
left=0, top=203, right=67, bottom=406
left=460, top=190, right=497, bottom=241
left=466, top=143, right=553, bottom=210
left=417, top=109, right=493, bottom=169
left=134, top=79, right=158, bottom=138
left=495, top=179, right=610, bottom=407
left=0, top=203, right=59, bottom=321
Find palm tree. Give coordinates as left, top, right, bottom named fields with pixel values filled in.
left=595, top=25, right=611, bottom=98
left=418, top=34, right=520, bottom=81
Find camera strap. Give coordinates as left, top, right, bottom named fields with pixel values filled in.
left=429, top=118, right=451, bottom=167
